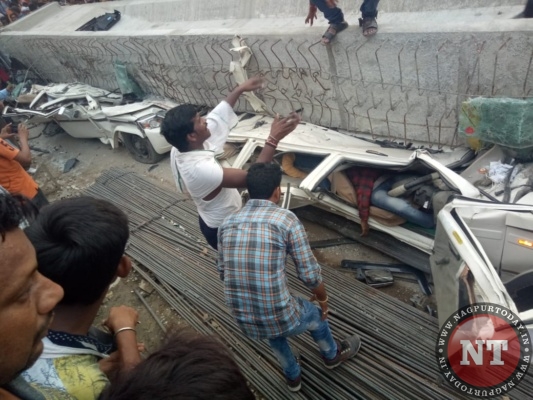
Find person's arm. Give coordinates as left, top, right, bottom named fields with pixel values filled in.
left=309, top=282, right=329, bottom=320
left=224, top=76, right=264, bottom=108
left=13, top=124, right=31, bottom=169
left=103, top=306, right=142, bottom=373
left=202, top=112, right=301, bottom=200
left=286, top=217, right=329, bottom=319
left=305, top=2, right=318, bottom=26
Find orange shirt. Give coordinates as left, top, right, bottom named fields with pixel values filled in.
left=0, top=138, right=38, bottom=199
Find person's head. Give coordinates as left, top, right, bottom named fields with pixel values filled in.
left=246, top=162, right=282, bottom=202
left=0, top=192, right=63, bottom=385
left=161, top=104, right=210, bottom=152
left=24, top=196, right=130, bottom=307
left=99, top=328, right=254, bottom=400
left=6, top=6, right=20, bottom=21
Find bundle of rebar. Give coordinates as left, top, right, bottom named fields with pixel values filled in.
left=85, top=169, right=533, bottom=400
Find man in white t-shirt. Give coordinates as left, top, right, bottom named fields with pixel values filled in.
left=161, top=77, right=300, bottom=249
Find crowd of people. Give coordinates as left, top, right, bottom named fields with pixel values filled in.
left=0, top=0, right=115, bottom=27
left=0, top=1, right=387, bottom=397
left=0, top=74, right=364, bottom=398
left=0, top=0, right=47, bottom=26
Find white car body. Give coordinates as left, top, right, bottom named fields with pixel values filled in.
left=4, top=83, right=178, bottom=163
left=220, top=112, right=533, bottom=331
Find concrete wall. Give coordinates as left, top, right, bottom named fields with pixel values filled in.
left=1, top=0, right=531, bottom=147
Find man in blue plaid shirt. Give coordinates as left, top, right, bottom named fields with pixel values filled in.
left=218, top=163, right=361, bottom=392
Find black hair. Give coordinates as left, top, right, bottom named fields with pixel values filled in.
left=24, top=196, right=129, bottom=305
left=246, top=162, right=282, bottom=200
left=0, top=192, right=25, bottom=241
left=99, top=328, right=255, bottom=400
left=160, top=104, right=197, bottom=152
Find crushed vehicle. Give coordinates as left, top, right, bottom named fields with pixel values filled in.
left=3, top=82, right=177, bottom=163
left=3, top=39, right=532, bottom=336
left=216, top=113, right=533, bottom=334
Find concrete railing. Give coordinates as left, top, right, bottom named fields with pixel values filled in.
left=1, top=0, right=531, bottom=147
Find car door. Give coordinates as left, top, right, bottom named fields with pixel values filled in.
left=430, top=197, right=533, bottom=330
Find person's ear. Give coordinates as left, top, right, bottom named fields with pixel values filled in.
left=186, top=131, right=197, bottom=144
left=117, top=255, right=132, bottom=278
left=273, top=186, right=282, bottom=203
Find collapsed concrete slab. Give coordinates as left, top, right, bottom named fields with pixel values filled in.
left=1, top=0, right=532, bottom=147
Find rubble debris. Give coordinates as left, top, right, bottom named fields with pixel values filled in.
left=63, top=157, right=79, bottom=173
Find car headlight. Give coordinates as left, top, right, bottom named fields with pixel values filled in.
left=136, top=110, right=166, bottom=131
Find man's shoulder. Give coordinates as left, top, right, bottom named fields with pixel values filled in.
left=0, top=138, right=18, bottom=156
left=24, top=354, right=107, bottom=400
left=268, top=206, right=299, bottom=223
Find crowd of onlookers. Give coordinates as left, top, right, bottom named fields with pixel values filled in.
left=0, top=0, right=46, bottom=26
left=0, top=0, right=113, bottom=27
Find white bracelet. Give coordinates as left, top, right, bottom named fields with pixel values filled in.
left=114, top=327, right=136, bottom=337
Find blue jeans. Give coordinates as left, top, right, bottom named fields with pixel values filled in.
left=312, top=0, right=380, bottom=24
left=267, top=298, right=337, bottom=380
left=371, top=175, right=436, bottom=229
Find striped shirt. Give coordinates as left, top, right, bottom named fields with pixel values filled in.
left=217, top=199, right=322, bottom=340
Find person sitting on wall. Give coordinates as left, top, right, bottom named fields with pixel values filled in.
left=305, top=0, right=380, bottom=45
left=22, top=197, right=143, bottom=400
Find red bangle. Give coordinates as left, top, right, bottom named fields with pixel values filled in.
left=265, top=141, right=277, bottom=149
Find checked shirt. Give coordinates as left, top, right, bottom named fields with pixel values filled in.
left=217, top=199, right=322, bottom=340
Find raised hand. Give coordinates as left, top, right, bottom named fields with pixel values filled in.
left=269, top=112, right=301, bottom=142
left=238, top=76, right=265, bottom=93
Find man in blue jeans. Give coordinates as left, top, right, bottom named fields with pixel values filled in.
left=218, top=163, right=361, bottom=392
left=306, top=0, right=380, bottom=44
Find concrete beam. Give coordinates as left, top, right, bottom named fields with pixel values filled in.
left=1, top=1, right=531, bottom=147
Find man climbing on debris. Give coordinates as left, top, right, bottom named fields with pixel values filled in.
left=305, top=0, right=380, bottom=44
left=217, top=163, right=362, bottom=392
left=22, top=197, right=143, bottom=399
left=161, top=77, right=300, bottom=250
left=0, top=122, right=48, bottom=208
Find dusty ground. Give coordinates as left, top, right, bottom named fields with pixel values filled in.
left=27, top=128, right=431, bottom=353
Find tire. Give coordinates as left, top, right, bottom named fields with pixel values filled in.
left=122, top=133, right=166, bottom=164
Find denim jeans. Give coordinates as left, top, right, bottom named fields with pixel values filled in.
left=371, top=175, right=436, bottom=229
left=267, top=298, right=337, bottom=380
left=311, top=0, right=380, bottom=24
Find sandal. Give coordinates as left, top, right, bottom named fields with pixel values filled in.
left=359, top=17, right=378, bottom=37
left=321, top=21, right=348, bottom=45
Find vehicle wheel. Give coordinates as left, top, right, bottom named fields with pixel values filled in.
left=122, top=133, right=166, bottom=164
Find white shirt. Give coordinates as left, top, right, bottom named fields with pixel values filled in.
left=171, top=101, right=242, bottom=228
